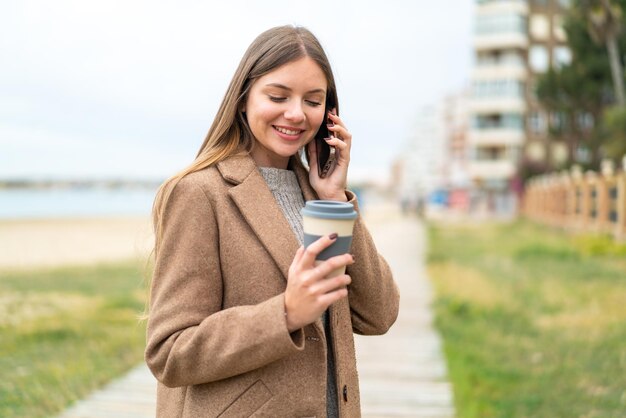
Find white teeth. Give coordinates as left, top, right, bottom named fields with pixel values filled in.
left=275, top=126, right=301, bottom=135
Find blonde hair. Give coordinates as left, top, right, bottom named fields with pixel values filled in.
left=152, top=25, right=339, bottom=254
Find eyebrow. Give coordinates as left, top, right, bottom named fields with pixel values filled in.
left=265, top=83, right=326, bottom=95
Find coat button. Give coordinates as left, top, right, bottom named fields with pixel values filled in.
left=342, top=385, right=348, bottom=402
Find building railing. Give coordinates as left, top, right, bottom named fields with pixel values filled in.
left=522, top=159, right=626, bottom=240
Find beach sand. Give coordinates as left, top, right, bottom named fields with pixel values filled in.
left=0, top=217, right=153, bottom=269
left=0, top=199, right=399, bottom=270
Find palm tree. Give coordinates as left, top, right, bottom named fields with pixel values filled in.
left=581, top=0, right=625, bottom=106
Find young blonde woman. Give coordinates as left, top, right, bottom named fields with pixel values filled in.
left=145, top=25, right=400, bottom=417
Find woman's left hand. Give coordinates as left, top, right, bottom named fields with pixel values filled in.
left=307, top=109, right=352, bottom=202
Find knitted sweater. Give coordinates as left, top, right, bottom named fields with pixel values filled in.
left=259, top=167, right=338, bottom=418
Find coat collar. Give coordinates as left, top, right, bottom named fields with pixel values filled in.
left=217, top=153, right=318, bottom=281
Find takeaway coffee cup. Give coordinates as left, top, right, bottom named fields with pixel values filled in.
left=301, top=200, right=358, bottom=278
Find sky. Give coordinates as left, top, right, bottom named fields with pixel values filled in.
left=0, top=0, right=474, bottom=183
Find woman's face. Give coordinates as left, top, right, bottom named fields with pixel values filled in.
left=244, top=56, right=328, bottom=169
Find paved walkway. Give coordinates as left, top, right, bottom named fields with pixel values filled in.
left=355, top=207, right=454, bottom=417
left=58, top=205, right=454, bottom=417
left=57, top=365, right=156, bottom=418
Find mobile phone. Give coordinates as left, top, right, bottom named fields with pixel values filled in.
left=315, top=111, right=336, bottom=178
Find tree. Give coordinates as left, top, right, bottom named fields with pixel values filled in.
left=535, top=0, right=626, bottom=168
left=581, top=0, right=625, bottom=106
left=602, top=105, right=626, bottom=158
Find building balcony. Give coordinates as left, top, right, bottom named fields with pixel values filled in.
left=470, top=97, right=526, bottom=114
left=472, top=64, right=527, bottom=81
left=468, top=128, right=525, bottom=146
left=474, top=32, right=529, bottom=51
left=469, top=159, right=517, bottom=181
left=476, top=0, right=528, bottom=16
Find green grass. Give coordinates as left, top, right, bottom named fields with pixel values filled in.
left=427, top=220, right=626, bottom=418
left=0, top=260, right=149, bottom=418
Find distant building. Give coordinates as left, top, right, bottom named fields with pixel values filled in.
left=442, top=91, right=472, bottom=212
left=525, top=0, right=571, bottom=166
left=469, top=0, right=570, bottom=215
left=396, top=104, right=447, bottom=209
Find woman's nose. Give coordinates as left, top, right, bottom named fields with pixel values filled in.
left=284, top=102, right=305, bottom=122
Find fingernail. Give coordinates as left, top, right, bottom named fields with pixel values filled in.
left=327, top=123, right=334, bottom=128
left=324, top=137, right=333, bottom=142
left=329, top=233, right=338, bottom=240
left=350, top=254, right=355, bottom=262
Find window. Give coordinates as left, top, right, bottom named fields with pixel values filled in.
left=526, top=142, right=546, bottom=161
left=476, top=51, right=524, bottom=67
left=473, top=114, right=520, bottom=129
left=502, top=113, right=524, bottom=129
left=529, top=45, right=549, bottom=73
left=476, top=54, right=491, bottom=67
left=476, top=146, right=506, bottom=161
left=577, top=112, right=594, bottom=130
left=500, top=51, right=524, bottom=66
left=530, top=15, right=550, bottom=40
left=472, top=115, right=497, bottom=129
left=575, top=146, right=592, bottom=163
left=528, top=111, right=547, bottom=134
left=472, top=80, right=525, bottom=99
left=476, top=14, right=527, bottom=35
left=553, top=46, right=572, bottom=68
left=550, top=111, right=567, bottom=132
left=553, top=16, right=567, bottom=41
left=558, top=0, right=571, bottom=8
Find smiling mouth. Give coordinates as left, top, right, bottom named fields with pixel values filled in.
left=273, top=126, right=304, bottom=136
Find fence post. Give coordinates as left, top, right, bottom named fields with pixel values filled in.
left=539, top=174, right=550, bottom=225
left=563, top=170, right=575, bottom=229
left=558, top=171, right=570, bottom=229
left=600, top=159, right=615, bottom=234
left=525, top=178, right=533, bottom=220
left=546, top=174, right=559, bottom=226
left=586, top=171, right=598, bottom=233
left=617, top=156, right=626, bottom=240
left=571, top=165, right=584, bottom=231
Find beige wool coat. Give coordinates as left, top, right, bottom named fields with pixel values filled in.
left=145, top=154, right=400, bottom=417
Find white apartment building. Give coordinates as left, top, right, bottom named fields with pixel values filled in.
left=469, top=0, right=528, bottom=214
left=469, top=0, right=569, bottom=215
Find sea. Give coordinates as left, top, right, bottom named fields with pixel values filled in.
left=0, top=187, right=158, bottom=219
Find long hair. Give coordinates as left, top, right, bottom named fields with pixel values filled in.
left=151, top=25, right=339, bottom=254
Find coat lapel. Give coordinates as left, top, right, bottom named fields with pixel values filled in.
left=218, top=155, right=304, bottom=281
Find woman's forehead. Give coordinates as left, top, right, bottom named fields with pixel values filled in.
left=256, top=57, right=327, bottom=91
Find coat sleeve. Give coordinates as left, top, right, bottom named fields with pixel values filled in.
left=145, top=176, right=304, bottom=388
left=345, top=191, right=400, bottom=335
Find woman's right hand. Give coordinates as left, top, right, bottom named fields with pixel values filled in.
left=284, top=234, right=355, bottom=332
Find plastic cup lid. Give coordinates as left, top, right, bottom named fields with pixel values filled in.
left=301, top=200, right=357, bottom=220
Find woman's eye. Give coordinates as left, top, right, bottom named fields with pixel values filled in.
left=306, top=100, right=322, bottom=107
left=269, top=96, right=286, bottom=103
